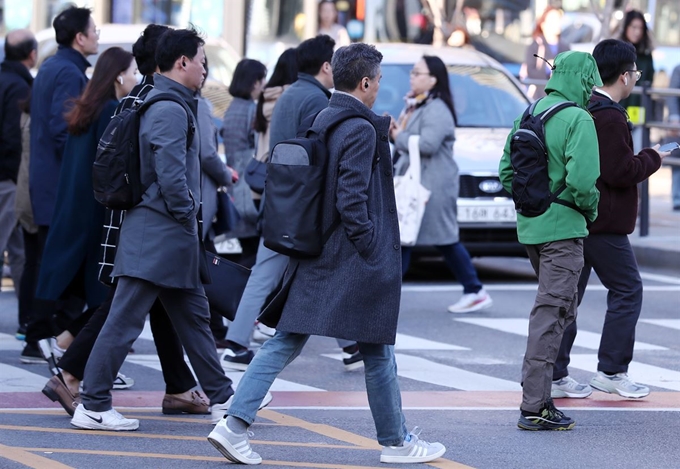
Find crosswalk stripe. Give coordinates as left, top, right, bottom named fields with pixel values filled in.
left=124, top=354, right=325, bottom=392
left=402, top=284, right=680, bottom=292
left=639, top=319, right=680, bottom=331
left=0, top=333, right=23, bottom=351
left=322, top=353, right=521, bottom=391
left=0, top=364, right=47, bottom=392
left=395, top=333, right=469, bottom=350
left=568, top=354, right=680, bottom=391
left=454, top=318, right=668, bottom=351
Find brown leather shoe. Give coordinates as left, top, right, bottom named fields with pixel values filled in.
left=42, top=375, right=80, bottom=416
left=162, top=390, right=210, bottom=415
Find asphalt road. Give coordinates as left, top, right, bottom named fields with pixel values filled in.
left=0, top=256, right=678, bottom=469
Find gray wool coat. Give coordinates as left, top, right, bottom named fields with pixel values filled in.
left=275, top=92, right=402, bottom=345
left=112, top=74, right=203, bottom=289
left=198, top=97, right=231, bottom=240
left=394, top=97, right=459, bottom=246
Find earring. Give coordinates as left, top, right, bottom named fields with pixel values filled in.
left=624, top=77, right=628, bottom=86
left=117, top=76, right=124, bottom=85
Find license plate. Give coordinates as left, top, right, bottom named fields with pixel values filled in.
left=458, top=204, right=517, bottom=223
left=214, top=238, right=242, bottom=255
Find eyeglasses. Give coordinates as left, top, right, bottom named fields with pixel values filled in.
left=410, top=70, right=431, bottom=77
left=626, top=69, right=642, bottom=82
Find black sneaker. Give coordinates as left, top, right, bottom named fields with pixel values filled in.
left=518, top=399, right=575, bottom=431
left=20, top=342, right=47, bottom=364
left=342, top=344, right=364, bottom=371
left=221, top=347, right=254, bottom=371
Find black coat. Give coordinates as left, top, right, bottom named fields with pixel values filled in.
left=0, top=60, right=33, bottom=182
left=274, top=92, right=402, bottom=345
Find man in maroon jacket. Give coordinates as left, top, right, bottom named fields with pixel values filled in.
left=551, top=39, right=671, bottom=400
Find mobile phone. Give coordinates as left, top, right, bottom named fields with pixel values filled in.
left=659, top=142, right=680, bottom=152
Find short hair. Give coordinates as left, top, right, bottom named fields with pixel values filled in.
left=53, top=6, right=92, bottom=47
left=592, top=39, right=637, bottom=86
left=331, top=43, right=382, bottom=92
left=155, top=28, right=205, bottom=73
left=4, top=37, right=37, bottom=61
left=132, top=24, right=171, bottom=76
left=297, top=35, right=335, bottom=75
left=228, top=59, right=267, bottom=99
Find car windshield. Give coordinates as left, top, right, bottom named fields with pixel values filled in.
left=374, top=64, right=528, bottom=128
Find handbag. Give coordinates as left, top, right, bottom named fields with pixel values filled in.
left=393, top=135, right=431, bottom=246
left=244, top=157, right=267, bottom=194
left=212, top=189, right=241, bottom=236
left=203, top=251, right=251, bottom=321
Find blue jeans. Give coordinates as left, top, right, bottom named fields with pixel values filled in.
left=402, top=243, right=482, bottom=294
left=672, top=166, right=680, bottom=208
left=226, top=331, right=407, bottom=446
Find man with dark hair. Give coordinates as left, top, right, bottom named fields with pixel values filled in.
left=551, top=39, right=669, bottom=400
left=208, top=43, right=446, bottom=466
left=21, top=5, right=98, bottom=363
left=0, top=29, right=37, bottom=336
left=72, top=28, right=237, bottom=431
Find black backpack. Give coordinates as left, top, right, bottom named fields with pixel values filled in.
left=587, top=99, right=633, bottom=131
left=262, top=109, right=374, bottom=258
left=509, top=99, right=587, bottom=218
left=93, top=93, right=195, bottom=210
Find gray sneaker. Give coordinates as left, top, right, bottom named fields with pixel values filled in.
left=590, top=372, right=650, bottom=398
left=551, top=376, right=593, bottom=399
left=380, top=427, right=446, bottom=464
left=208, top=418, right=262, bottom=465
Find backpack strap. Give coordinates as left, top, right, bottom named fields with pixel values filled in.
left=138, top=93, right=196, bottom=150
left=587, top=99, right=633, bottom=132
left=537, top=101, right=578, bottom=121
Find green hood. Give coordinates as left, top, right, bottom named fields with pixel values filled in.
left=544, top=51, right=603, bottom=107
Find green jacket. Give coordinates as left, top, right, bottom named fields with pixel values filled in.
left=499, top=51, right=602, bottom=245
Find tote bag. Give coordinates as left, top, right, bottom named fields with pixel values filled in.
left=393, top=135, right=431, bottom=246
left=203, top=251, right=251, bottom=321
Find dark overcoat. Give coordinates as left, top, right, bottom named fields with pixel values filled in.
left=275, top=92, right=402, bottom=345
left=29, top=46, right=89, bottom=226
left=112, top=75, right=203, bottom=289
left=35, top=100, right=117, bottom=306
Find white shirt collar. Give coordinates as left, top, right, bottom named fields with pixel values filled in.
left=594, top=88, right=613, bottom=100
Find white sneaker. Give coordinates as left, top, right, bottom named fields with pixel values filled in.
left=70, top=404, right=139, bottom=431
left=380, top=427, right=446, bottom=464
left=210, top=391, right=273, bottom=424
left=113, top=372, right=135, bottom=390
left=208, top=418, right=262, bottom=464
left=252, top=323, right=276, bottom=343
left=590, top=372, right=650, bottom=399
left=551, top=376, right=593, bottom=399
left=447, top=289, right=493, bottom=313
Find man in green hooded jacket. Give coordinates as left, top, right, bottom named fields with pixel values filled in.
left=499, top=51, right=601, bottom=431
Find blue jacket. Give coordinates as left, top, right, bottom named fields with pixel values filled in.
left=29, top=45, right=89, bottom=226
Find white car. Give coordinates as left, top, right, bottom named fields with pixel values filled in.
left=374, top=43, right=529, bottom=256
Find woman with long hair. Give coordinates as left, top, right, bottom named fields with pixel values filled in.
left=390, top=55, right=493, bottom=314
left=220, top=58, right=267, bottom=268
left=317, top=0, right=350, bottom=47
left=520, top=6, right=569, bottom=100
left=619, top=9, right=655, bottom=112
left=35, top=47, right=136, bottom=355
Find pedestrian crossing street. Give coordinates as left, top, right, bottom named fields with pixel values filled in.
left=2, top=317, right=679, bottom=395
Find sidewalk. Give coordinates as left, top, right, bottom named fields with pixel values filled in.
left=629, top=167, right=680, bottom=272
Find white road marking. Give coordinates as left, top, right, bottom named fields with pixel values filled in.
left=0, top=333, right=23, bottom=351
left=395, top=333, right=469, bottom=350
left=639, top=319, right=680, bottom=331
left=402, top=284, right=680, bottom=292
left=454, top=318, right=668, bottom=351
left=0, top=364, right=47, bottom=392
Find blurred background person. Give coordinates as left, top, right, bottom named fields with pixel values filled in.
left=447, top=25, right=472, bottom=49
left=390, top=55, right=493, bottom=314
left=666, top=64, right=680, bottom=211
left=220, top=58, right=267, bottom=268
left=619, top=9, right=654, bottom=118
left=520, top=6, right=568, bottom=100
left=221, top=47, right=299, bottom=370
left=318, top=0, right=350, bottom=47
left=35, top=47, right=136, bottom=366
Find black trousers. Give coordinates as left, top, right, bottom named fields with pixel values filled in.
left=18, top=230, right=40, bottom=329
left=553, top=233, right=643, bottom=379
left=58, top=282, right=197, bottom=395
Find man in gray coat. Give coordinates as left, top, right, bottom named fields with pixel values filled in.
left=72, top=29, right=235, bottom=432
left=208, top=43, right=446, bottom=466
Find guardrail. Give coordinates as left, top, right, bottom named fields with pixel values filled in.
left=521, top=79, right=680, bottom=237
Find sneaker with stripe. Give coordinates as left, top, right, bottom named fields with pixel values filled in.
left=208, top=418, right=262, bottom=465
left=380, top=427, right=446, bottom=464
left=517, top=399, right=575, bottom=431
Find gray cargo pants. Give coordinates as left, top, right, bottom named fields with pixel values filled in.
left=522, top=238, right=584, bottom=413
